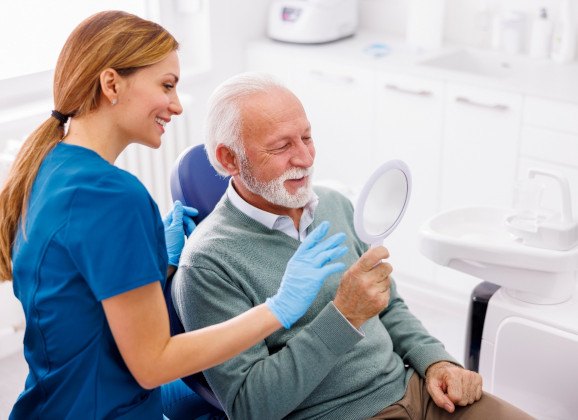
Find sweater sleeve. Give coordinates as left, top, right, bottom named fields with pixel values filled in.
left=379, top=278, right=459, bottom=377
left=172, top=264, right=363, bottom=420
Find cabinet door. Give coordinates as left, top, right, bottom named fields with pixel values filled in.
left=520, top=96, right=578, bottom=215
left=287, top=59, right=375, bottom=192
left=246, top=47, right=374, bottom=193
left=441, top=84, right=523, bottom=210
left=245, top=42, right=293, bottom=84
left=374, top=72, right=445, bottom=282
left=518, top=157, right=578, bottom=220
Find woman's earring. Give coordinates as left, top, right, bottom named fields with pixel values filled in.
left=111, top=98, right=117, bottom=105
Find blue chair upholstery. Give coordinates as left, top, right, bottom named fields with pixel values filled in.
left=165, top=144, right=229, bottom=412
left=170, top=144, right=230, bottom=224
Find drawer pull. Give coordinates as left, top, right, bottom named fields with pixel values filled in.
left=456, top=96, right=509, bottom=111
left=384, top=84, right=433, bottom=97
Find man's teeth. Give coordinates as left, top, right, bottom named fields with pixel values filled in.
left=155, top=118, right=166, bottom=127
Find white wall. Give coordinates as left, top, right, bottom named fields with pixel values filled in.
left=359, top=0, right=578, bottom=51
left=0, top=283, right=25, bottom=359
left=177, top=0, right=271, bottom=147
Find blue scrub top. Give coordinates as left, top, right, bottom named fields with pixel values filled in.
left=10, top=143, right=168, bottom=419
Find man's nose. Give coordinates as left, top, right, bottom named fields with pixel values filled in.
left=291, top=141, right=314, bottom=168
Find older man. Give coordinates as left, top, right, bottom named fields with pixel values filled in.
left=172, top=73, right=531, bottom=420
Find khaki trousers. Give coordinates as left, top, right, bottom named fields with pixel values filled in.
left=368, top=373, right=535, bottom=420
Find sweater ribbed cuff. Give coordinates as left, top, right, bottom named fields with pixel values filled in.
left=406, top=345, right=460, bottom=377
left=309, top=302, right=364, bottom=356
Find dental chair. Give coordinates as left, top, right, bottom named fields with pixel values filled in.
left=170, top=144, right=230, bottom=225
left=165, top=144, right=229, bottom=412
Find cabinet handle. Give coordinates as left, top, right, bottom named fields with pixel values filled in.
left=309, top=70, right=355, bottom=85
left=455, top=96, right=509, bottom=111
left=384, top=84, right=433, bottom=97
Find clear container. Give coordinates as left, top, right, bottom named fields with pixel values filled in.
left=501, top=11, right=526, bottom=54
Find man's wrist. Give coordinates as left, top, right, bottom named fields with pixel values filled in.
left=426, top=361, right=459, bottom=377
left=331, top=301, right=366, bottom=333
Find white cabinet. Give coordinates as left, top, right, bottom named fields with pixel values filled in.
left=523, top=96, right=578, bottom=134
left=245, top=43, right=293, bottom=83
left=519, top=97, right=578, bottom=217
left=246, top=47, right=375, bottom=193
left=440, top=84, right=523, bottom=210
left=287, top=59, right=375, bottom=191
left=373, top=71, right=445, bottom=282
left=245, top=41, right=577, bottom=295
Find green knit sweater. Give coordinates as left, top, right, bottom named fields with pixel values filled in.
left=173, top=186, right=456, bottom=420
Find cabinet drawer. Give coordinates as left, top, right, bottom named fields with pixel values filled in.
left=441, top=83, right=523, bottom=209
left=373, top=72, right=444, bottom=283
left=289, top=58, right=375, bottom=92
left=523, top=97, right=578, bottom=134
left=287, top=60, right=376, bottom=191
left=375, top=72, right=444, bottom=100
left=521, top=126, right=578, bottom=167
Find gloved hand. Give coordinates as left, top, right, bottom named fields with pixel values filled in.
left=266, top=221, right=348, bottom=329
left=163, top=200, right=199, bottom=266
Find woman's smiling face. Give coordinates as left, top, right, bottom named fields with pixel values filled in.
left=116, top=50, right=182, bottom=148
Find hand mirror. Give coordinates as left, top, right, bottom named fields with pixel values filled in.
left=354, top=160, right=412, bottom=246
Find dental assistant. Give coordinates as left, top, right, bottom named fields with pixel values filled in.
left=0, top=11, right=348, bottom=419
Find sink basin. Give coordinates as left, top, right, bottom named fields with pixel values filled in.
left=419, top=207, right=578, bottom=304
left=420, top=49, right=524, bottom=78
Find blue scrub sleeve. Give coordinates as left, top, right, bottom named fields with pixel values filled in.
left=66, top=172, right=168, bottom=301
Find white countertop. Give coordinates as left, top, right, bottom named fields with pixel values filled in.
left=248, top=31, right=578, bottom=105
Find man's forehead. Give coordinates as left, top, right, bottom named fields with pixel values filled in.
left=241, top=88, right=293, bottom=113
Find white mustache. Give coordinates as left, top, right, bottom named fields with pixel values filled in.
left=279, top=167, right=313, bottom=182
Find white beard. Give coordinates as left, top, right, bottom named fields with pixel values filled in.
left=237, top=153, right=314, bottom=209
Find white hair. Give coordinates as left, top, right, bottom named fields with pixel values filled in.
left=204, top=72, right=288, bottom=176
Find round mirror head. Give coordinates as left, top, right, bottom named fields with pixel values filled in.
left=354, top=160, right=411, bottom=246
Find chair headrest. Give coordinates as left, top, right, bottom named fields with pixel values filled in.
left=170, top=144, right=230, bottom=224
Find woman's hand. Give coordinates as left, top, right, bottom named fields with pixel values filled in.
left=266, top=221, right=348, bottom=328
left=163, top=200, right=198, bottom=266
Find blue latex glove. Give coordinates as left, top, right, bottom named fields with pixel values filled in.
left=163, top=200, right=199, bottom=266
left=266, top=221, right=348, bottom=329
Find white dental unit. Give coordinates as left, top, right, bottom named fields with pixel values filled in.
left=419, top=168, right=578, bottom=419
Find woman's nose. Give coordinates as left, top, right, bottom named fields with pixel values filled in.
left=170, top=94, right=183, bottom=115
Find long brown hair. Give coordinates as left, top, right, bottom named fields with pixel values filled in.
left=0, top=11, right=178, bottom=280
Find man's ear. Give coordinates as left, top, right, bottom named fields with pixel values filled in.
left=100, top=68, right=120, bottom=105
left=216, top=144, right=240, bottom=176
